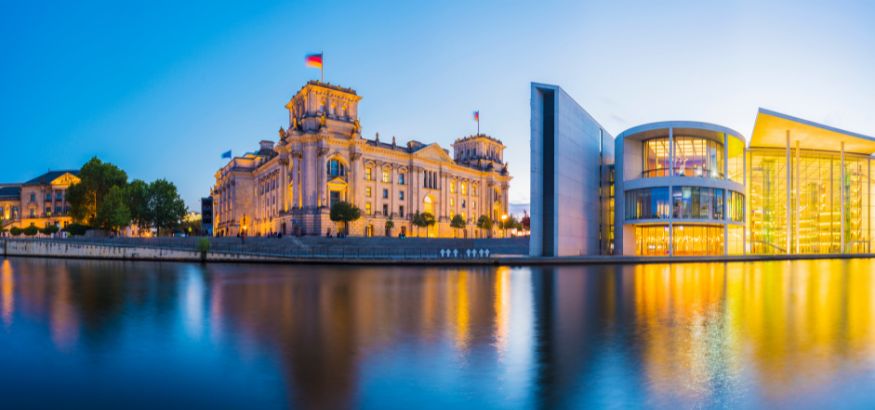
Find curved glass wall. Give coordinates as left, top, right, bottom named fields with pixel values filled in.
left=671, top=187, right=725, bottom=220
left=642, top=138, right=671, bottom=177
left=625, top=188, right=670, bottom=220
left=634, top=225, right=725, bottom=256
left=627, top=187, right=744, bottom=221
left=673, top=136, right=724, bottom=178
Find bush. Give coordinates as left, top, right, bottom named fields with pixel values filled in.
left=40, top=225, right=60, bottom=235
left=23, top=224, right=38, bottom=236
left=10, top=227, right=22, bottom=236
left=63, top=223, right=90, bottom=236
left=196, top=238, right=211, bottom=262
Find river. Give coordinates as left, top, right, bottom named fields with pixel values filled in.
left=1, top=257, right=874, bottom=408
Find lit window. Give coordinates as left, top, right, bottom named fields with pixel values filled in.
left=365, top=167, right=373, bottom=181
left=461, top=183, right=467, bottom=195
left=450, top=182, right=456, bottom=194
left=382, top=169, right=390, bottom=183
left=365, top=187, right=372, bottom=197
left=450, top=198, right=455, bottom=207
left=365, top=202, right=372, bottom=215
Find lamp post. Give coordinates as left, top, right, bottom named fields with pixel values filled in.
left=501, top=214, right=508, bottom=238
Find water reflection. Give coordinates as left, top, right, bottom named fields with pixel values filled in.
left=0, top=258, right=874, bottom=408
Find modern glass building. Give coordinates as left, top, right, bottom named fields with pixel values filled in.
left=747, top=109, right=874, bottom=255
left=531, top=82, right=874, bottom=258
left=614, top=122, right=746, bottom=256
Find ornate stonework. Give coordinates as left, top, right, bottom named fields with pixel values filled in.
left=212, top=81, right=511, bottom=238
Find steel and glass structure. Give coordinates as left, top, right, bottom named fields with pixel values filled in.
left=747, top=109, right=874, bottom=255
left=614, top=122, right=746, bottom=256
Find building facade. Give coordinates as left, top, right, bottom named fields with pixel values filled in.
left=530, top=82, right=874, bottom=257
left=213, top=81, right=511, bottom=238
left=615, top=122, right=746, bottom=256
left=0, top=170, right=80, bottom=231
left=530, top=83, right=614, bottom=257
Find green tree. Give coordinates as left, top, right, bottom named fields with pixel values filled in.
left=500, top=215, right=520, bottom=237
left=63, top=223, right=90, bottom=236
left=329, top=201, right=361, bottom=235
left=384, top=217, right=395, bottom=237
left=197, top=238, right=211, bottom=262
left=149, top=179, right=187, bottom=236
left=521, top=211, right=531, bottom=232
left=68, top=157, right=128, bottom=225
left=96, top=185, right=131, bottom=233
left=412, top=212, right=436, bottom=238
left=10, top=227, right=22, bottom=236
left=476, top=215, right=493, bottom=238
left=127, top=179, right=151, bottom=232
left=450, top=214, right=466, bottom=238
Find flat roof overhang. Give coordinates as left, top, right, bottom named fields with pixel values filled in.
left=751, top=108, right=875, bottom=155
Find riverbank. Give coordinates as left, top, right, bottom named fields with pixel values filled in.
left=2, top=238, right=873, bottom=265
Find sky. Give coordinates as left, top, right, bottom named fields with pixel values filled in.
left=2, top=0, right=874, bottom=209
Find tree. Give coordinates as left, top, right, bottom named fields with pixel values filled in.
left=23, top=224, right=38, bottom=236
left=521, top=211, right=531, bottom=233
left=329, top=201, right=361, bottom=235
left=476, top=215, right=493, bottom=238
left=63, top=223, right=89, bottom=236
left=10, top=227, right=22, bottom=236
left=96, top=185, right=131, bottom=233
left=40, top=223, right=59, bottom=236
left=412, top=212, right=436, bottom=238
left=384, top=217, right=395, bottom=237
left=127, top=179, right=151, bottom=232
left=450, top=214, right=466, bottom=238
left=68, top=157, right=128, bottom=225
left=501, top=215, right=520, bottom=237
left=149, top=179, right=187, bottom=236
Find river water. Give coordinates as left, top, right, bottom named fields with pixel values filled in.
left=1, top=257, right=874, bottom=409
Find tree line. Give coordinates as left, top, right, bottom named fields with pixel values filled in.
left=329, top=201, right=530, bottom=238
left=66, top=157, right=188, bottom=235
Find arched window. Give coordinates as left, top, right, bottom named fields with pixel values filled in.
left=327, top=159, right=346, bottom=178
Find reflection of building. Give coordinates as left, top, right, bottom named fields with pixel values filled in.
left=615, top=122, right=746, bottom=256
left=0, top=170, right=80, bottom=231
left=212, top=81, right=512, bottom=237
left=531, top=82, right=874, bottom=257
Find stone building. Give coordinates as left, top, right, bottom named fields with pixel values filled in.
left=212, top=81, right=511, bottom=238
left=0, top=170, right=80, bottom=231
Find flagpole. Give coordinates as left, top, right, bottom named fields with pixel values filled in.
left=321, top=50, right=324, bottom=83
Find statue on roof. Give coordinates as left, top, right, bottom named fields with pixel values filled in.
left=278, top=126, right=285, bottom=138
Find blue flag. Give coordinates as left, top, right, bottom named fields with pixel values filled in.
left=221, top=150, right=232, bottom=159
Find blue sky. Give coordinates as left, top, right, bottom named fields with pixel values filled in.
left=2, top=0, right=874, bottom=208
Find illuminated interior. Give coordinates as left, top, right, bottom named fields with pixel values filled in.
left=635, top=225, right=725, bottom=256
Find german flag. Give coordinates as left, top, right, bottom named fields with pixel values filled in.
left=305, top=53, right=323, bottom=69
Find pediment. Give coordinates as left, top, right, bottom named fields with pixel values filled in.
left=412, top=144, right=453, bottom=162
left=327, top=176, right=348, bottom=186
left=51, top=173, right=80, bottom=186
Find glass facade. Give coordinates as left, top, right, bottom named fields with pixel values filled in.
left=625, top=188, right=670, bottom=220
left=671, top=187, right=726, bottom=220
left=642, top=138, right=671, bottom=177
left=674, top=136, right=724, bottom=178
left=749, top=148, right=871, bottom=255
left=634, top=225, right=725, bottom=256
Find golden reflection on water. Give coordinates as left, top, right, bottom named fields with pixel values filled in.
left=636, top=260, right=875, bottom=406
left=1, top=259, right=13, bottom=327
left=3, top=258, right=875, bottom=408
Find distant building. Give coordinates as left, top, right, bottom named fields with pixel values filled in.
left=0, top=170, right=80, bottom=231
left=212, top=81, right=512, bottom=237
left=201, top=197, right=213, bottom=236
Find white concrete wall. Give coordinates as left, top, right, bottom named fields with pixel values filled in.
left=530, top=83, right=614, bottom=256
left=2, top=240, right=277, bottom=262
